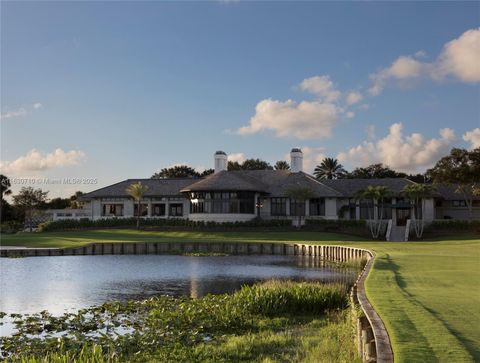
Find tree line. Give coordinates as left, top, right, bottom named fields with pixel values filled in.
left=1, top=147, right=478, bottom=230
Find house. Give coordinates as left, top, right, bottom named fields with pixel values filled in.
left=78, top=148, right=477, bottom=227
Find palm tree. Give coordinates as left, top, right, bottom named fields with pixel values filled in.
left=314, top=158, right=346, bottom=180
left=284, top=187, right=315, bottom=228
left=274, top=161, right=290, bottom=170
left=402, top=184, right=434, bottom=238
left=126, top=182, right=149, bottom=229
left=355, top=185, right=391, bottom=239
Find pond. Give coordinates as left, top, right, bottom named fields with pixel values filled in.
left=0, top=255, right=357, bottom=326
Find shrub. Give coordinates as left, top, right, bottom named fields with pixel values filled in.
left=234, top=281, right=349, bottom=316
left=0, top=220, right=24, bottom=234
left=427, top=219, right=480, bottom=232
left=38, top=217, right=293, bottom=232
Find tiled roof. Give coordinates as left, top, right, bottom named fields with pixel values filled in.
left=434, top=184, right=480, bottom=200
left=180, top=171, right=268, bottom=193
left=80, top=178, right=197, bottom=199
left=321, top=178, right=417, bottom=197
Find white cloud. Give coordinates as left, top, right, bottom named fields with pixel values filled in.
left=463, top=128, right=480, bottom=149
left=346, top=111, right=355, bottom=119
left=368, top=28, right=480, bottom=95
left=284, top=146, right=326, bottom=174
left=434, top=28, right=480, bottom=83
left=1, top=102, right=44, bottom=120
left=346, top=91, right=363, bottom=105
left=238, top=99, right=339, bottom=139
left=0, top=108, right=28, bottom=120
left=369, top=56, right=425, bottom=96
left=337, top=123, right=456, bottom=173
left=299, top=75, right=341, bottom=102
left=0, top=149, right=86, bottom=175
left=228, top=153, right=247, bottom=163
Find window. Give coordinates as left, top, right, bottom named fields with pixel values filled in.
left=310, top=198, right=325, bottom=216
left=152, top=203, right=166, bottom=216
left=169, top=203, right=183, bottom=216
left=271, top=198, right=287, bottom=216
left=189, top=192, right=255, bottom=214
left=102, top=204, right=124, bottom=217
left=452, top=200, right=467, bottom=207
left=290, top=199, right=305, bottom=216
left=133, top=204, right=149, bottom=217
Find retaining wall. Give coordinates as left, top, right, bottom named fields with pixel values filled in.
left=0, top=242, right=393, bottom=362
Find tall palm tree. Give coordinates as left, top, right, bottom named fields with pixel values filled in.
left=126, top=182, right=149, bottom=229
left=314, top=158, right=346, bottom=180
left=402, top=184, right=434, bottom=238
left=355, top=185, right=391, bottom=239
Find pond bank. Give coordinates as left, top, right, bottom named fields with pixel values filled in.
left=0, top=242, right=393, bottom=363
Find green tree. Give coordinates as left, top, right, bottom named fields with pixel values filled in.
left=348, top=163, right=406, bottom=179
left=241, top=159, right=273, bottom=170
left=284, top=187, right=315, bottom=228
left=1, top=175, right=12, bottom=200
left=427, top=147, right=480, bottom=219
left=152, top=165, right=200, bottom=179
left=314, top=158, right=346, bottom=180
left=199, top=169, right=214, bottom=177
left=126, top=182, right=149, bottom=229
left=355, top=185, right=391, bottom=239
left=227, top=161, right=242, bottom=171
left=228, top=159, right=273, bottom=171
left=402, top=184, right=434, bottom=238
left=12, top=187, right=49, bottom=232
left=274, top=161, right=290, bottom=170
left=69, top=191, right=85, bottom=209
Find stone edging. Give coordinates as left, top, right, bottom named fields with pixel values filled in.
left=0, top=241, right=393, bottom=362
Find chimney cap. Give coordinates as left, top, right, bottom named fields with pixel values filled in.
left=291, top=148, right=302, bottom=153
left=215, top=150, right=227, bottom=155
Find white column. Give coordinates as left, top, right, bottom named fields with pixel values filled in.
left=305, top=199, right=310, bottom=217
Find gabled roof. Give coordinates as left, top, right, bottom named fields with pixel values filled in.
left=434, top=184, right=480, bottom=200
left=181, top=170, right=341, bottom=197
left=180, top=170, right=269, bottom=193
left=321, top=178, right=417, bottom=197
left=80, top=178, right=197, bottom=199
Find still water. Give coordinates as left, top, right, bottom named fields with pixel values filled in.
left=0, top=255, right=356, bottom=316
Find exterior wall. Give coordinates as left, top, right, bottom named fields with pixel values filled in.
left=423, top=198, right=435, bottom=222
left=336, top=198, right=351, bottom=219
left=435, top=201, right=480, bottom=220
left=52, top=209, right=92, bottom=221
left=325, top=198, right=338, bottom=219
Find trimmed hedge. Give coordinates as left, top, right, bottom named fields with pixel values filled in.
left=38, top=217, right=293, bottom=232
left=427, top=219, right=480, bottom=231
left=304, top=218, right=369, bottom=236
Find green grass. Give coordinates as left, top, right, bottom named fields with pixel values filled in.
left=2, top=282, right=358, bottom=363
left=0, top=229, right=366, bottom=248
left=1, top=229, right=479, bottom=362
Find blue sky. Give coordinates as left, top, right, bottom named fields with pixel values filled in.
left=1, top=1, right=479, bottom=197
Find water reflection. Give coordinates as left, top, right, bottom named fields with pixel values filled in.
left=0, top=255, right=358, bottom=315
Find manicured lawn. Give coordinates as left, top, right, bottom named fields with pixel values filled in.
left=1, top=229, right=479, bottom=362
left=0, top=229, right=366, bottom=248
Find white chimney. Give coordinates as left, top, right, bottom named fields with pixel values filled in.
left=290, top=148, right=303, bottom=173
left=214, top=151, right=228, bottom=173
